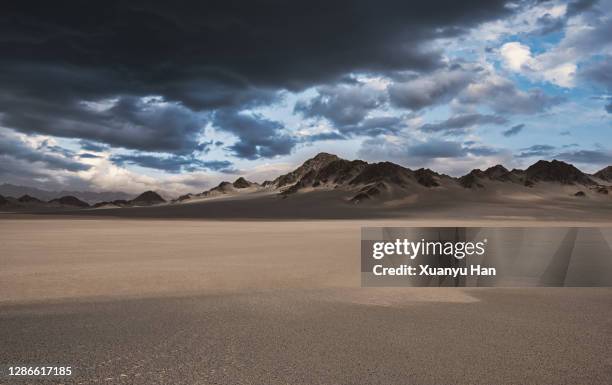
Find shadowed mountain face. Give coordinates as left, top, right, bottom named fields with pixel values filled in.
left=281, top=158, right=368, bottom=195
left=272, top=152, right=342, bottom=188
left=233, top=177, right=253, bottom=188
left=525, top=160, right=595, bottom=185
left=483, top=165, right=510, bottom=180
left=414, top=169, right=441, bottom=188
left=458, top=171, right=486, bottom=188
left=458, top=160, right=597, bottom=189
left=348, top=162, right=413, bottom=188
left=274, top=156, right=457, bottom=201
left=129, top=191, right=166, bottom=206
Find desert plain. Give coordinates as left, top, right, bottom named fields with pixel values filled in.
left=1, top=216, right=612, bottom=385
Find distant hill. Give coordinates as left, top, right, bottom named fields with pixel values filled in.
left=92, top=191, right=166, bottom=208
left=48, top=196, right=90, bottom=208
left=17, top=194, right=43, bottom=203
left=175, top=178, right=260, bottom=202
left=130, top=191, right=166, bottom=206
left=0, top=184, right=132, bottom=203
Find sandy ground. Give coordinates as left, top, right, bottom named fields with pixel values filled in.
left=1, top=218, right=612, bottom=384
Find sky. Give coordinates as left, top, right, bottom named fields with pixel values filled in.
left=0, top=0, right=610, bottom=196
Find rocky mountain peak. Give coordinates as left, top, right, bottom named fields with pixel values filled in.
left=131, top=191, right=166, bottom=205
left=274, top=153, right=341, bottom=188
left=594, top=166, right=612, bottom=181
left=233, top=177, right=252, bottom=188
left=525, top=160, right=594, bottom=185
left=413, top=168, right=441, bottom=187
left=484, top=165, right=510, bottom=180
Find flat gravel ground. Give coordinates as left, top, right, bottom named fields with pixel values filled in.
left=1, top=288, right=612, bottom=385
left=1, top=218, right=611, bottom=384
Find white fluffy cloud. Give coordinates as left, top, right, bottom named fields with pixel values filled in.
left=388, top=66, right=476, bottom=110
left=499, top=4, right=612, bottom=88
left=500, top=41, right=577, bottom=87
left=500, top=42, right=532, bottom=71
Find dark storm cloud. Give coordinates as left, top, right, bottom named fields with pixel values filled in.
left=467, top=146, right=502, bottom=156
left=516, top=144, right=556, bottom=158
left=580, top=57, right=612, bottom=113
left=301, top=132, right=347, bottom=142
left=0, top=156, right=47, bottom=183
left=0, top=94, right=209, bottom=155
left=79, top=140, right=109, bottom=152
left=0, top=156, right=71, bottom=191
left=556, top=149, right=612, bottom=164
left=0, top=155, right=93, bottom=191
left=534, top=13, right=566, bottom=35
left=198, top=161, right=238, bottom=173
left=111, top=154, right=235, bottom=173
left=0, top=0, right=515, bottom=157
left=79, top=153, right=100, bottom=159
left=212, top=109, right=297, bottom=160
left=420, top=114, right=508, bottom=135
left=358, top=136, right=502, bottom=164
left=566, top=0, right=599, bottom=17
left=0, top=1, right=513, bottom=89
left=294, top=83, right=408, bottom=136
left=339, top=116, right=408, bottom=136
left=503, top=124, right=525, bottom=137
left=457, top=78, right=565, bottom=114
left=408, top=139, right=467, bottom=158
left=388, top=62, right=563, bottom=115
left=533, top=0, right=598, bottom=35
left=294, top=84, right=385, bottom=127
left=388, top=65, right=477, bottom=111
left=0, top=132, right=91, bottom=172
left=580, top=58, right=612, bottom=86
left=37, top=139, right=77, bottom=158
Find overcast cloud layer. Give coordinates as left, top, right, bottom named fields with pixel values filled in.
left=0, top=0, right=610, bottom=195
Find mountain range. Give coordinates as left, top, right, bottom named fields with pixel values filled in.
left=0, top=190, right=166, bottom=210
left=0, top=183, right=132, bottom=203
left=177, top=153, right=611, bottom=204
left=1, top=153, right=611, bottom=218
